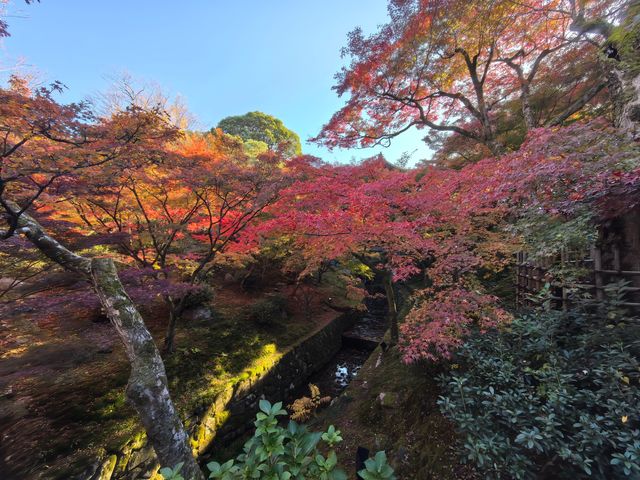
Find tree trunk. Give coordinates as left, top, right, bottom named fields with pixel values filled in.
left=7, top=205, right=204, bottom=480
left=485, top=137, right=505, bottom=157
left=520, top=81, right=537, bottom=131
left=383, top=272, right=399, bottom=345
left=609, top=61, right=640, bottom=138
left=605, top=20, right=640, bottom=137
left=568, top=10, right=639, bottom=134
left=546, top=80, right=607, bottom=127
left=599, top=3, right=640, bottom=137
left=91, top=260, right=204, bottom=480
left=163, top=299, right=184, bottom=354
left=618, top=75, right=640, bottom=136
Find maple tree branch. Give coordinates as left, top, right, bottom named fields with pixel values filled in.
left=528, top=45, right=563, bottom=83
left=479, top=44, right=495, bottom=86
left=2, top=199, right=90, bottom=272
left=433, top=91, right=483, bottom=120
left=546, top=80, right=607, bottom=126
left=1, top=132, right=36, bottom=158
left=379, top=91, right=481, bottom=141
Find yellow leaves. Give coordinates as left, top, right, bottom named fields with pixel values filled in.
left=261, top=343, right=277, bottom=356
left=616, top=370, right=632, bottom=385
left=622, top=416, right=629, bottom=423
left=1, top=344, right=29, bottom=359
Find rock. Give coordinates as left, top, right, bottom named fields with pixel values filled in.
left=375, top=352, right=383, bottom=368
left=183, top=305, right=213, bottom=323
left=126, top=445, right=155, bottom=473
left=374, top=434, right=391, bottom=450
left=95, top=339, right=115, bottom=354
left=91, top=454, right=117, bottom=480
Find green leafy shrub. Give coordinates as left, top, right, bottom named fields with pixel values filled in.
left=206, top=400, right=346, bottom=479
left=160, top=400, right=395, bottom=480
left=438, top=294, right=640, bottom=479
left=246, top=294, right=288, bottom=326
left=159, top=463, right=185, bottom=480
left=359, top=451, right=396, bottom=480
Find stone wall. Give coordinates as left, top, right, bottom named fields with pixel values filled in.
left=85, top=310, right=360, bottom=480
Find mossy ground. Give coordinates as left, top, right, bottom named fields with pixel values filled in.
left=307, top=341, right=477, bottom=480
left=0, top=278, right=354, bottom=479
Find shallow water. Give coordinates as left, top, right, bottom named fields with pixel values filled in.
left=294, top=346, right=372, bottom=398
left=290, top=288, right=388, bottom=400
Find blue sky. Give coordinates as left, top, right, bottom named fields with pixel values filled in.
left=1, top=0, right=430, bottom=164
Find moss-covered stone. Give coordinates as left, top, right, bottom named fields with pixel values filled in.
left=94, top=455, right=117, bottom=480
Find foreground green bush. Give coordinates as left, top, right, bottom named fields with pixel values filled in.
left=439, top=293, right=640, bottom=479
left=160, top=400, right=395, bottom=480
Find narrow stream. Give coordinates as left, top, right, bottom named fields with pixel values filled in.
left=291, top=280, right=388, bottom=400
left=205, top=280, right=390, bottom=464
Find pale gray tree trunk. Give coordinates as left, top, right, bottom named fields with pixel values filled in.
left=5, top=204, right=204, bottom=480
left=608, top=3, right=640, bottom=137
left=570, top=1, right=640, bottom=137
left=610, top=61, right=640, bottom=138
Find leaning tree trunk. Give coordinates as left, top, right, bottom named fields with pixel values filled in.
left=91, top=260, right=203, bottom=479
left=9, top=205, right=205, bottom=480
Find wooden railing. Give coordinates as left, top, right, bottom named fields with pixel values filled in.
left=516, top=247, right=640, bottom=311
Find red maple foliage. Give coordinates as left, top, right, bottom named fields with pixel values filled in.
left=264, top=119, right=640, bottom=363
left=314, top=0, right=621, bottom=157
left=401, top=120, right=639, bottom=362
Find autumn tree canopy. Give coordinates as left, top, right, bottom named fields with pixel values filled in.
left=314, top=0, right=626, bottom=162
